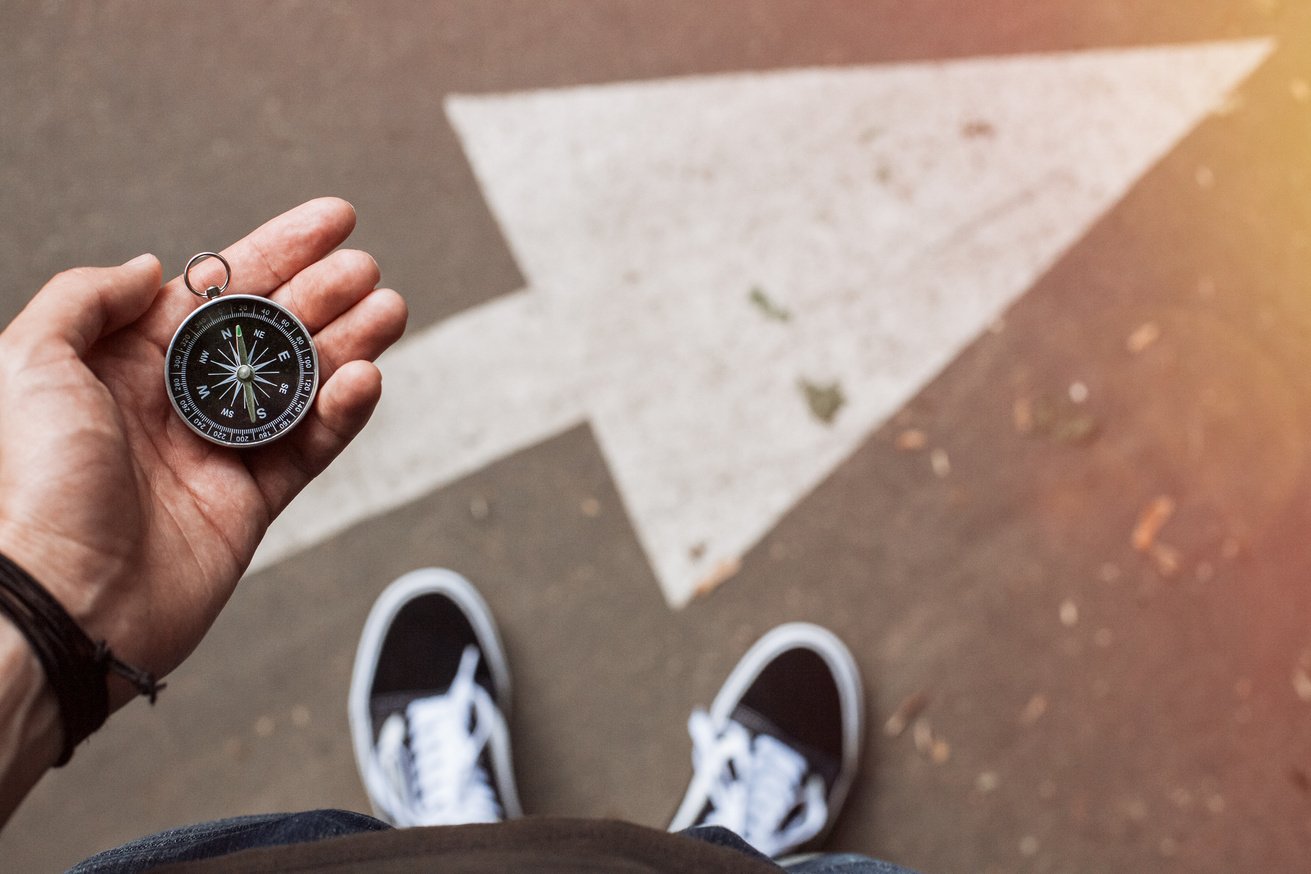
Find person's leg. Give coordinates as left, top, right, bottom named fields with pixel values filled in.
left=67, top=809, right=388, bottom=874
left=781, top=852, right=923, bottom=874
left=348, top=567, right=520, bottom=826
left=677, top=824, right=923, bottom=873
left=680, top=824, right=779, bottom=862
left=670, top=622, right=864, bottom=858
left=72, top=566, right=519, bottom=873
left=670, top=624, right=921, bottom=873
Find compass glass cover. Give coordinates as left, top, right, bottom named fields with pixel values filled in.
left=166, top=295, right=318, bottom=447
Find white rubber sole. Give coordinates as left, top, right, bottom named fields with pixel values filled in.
left=348, top=568, right=521, bottom=820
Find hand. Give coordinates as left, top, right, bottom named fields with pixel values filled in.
left=0, top=198, right=407, bottom=701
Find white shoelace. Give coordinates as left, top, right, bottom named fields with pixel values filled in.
left=367, top=645, right=503, bottom=826
left=685, top=709, right=829, bottom=857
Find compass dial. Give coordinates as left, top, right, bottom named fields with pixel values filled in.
left=165, top=294, right=318, bottom=447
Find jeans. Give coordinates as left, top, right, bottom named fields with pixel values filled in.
left=69, top=810, right=920, bottom=873
left=684, top=825, right=921, bottom=873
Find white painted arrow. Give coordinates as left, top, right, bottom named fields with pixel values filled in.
left=251, top=39, right=1272, bottom=607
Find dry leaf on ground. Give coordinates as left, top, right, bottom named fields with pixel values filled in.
left=1132, top=496, right=1176, bottom=552
left=884, top=691, right=929, bottom=737
left=895, top=429, right=928, bottom=451
left=1019, top=693, right=1048, bottom=725
left=1127, top=322, right=1162, bottom=353
left=691, top=557, right=742, bottom=600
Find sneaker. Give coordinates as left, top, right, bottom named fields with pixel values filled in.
left=349, top=568, right=521, bottom=826
left=669, top=623, right=863, bottom=858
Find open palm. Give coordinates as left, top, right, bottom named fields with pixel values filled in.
left=0, top=199, right=406, bottom=700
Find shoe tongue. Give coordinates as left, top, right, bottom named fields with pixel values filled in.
left=370, top=688, right=464, bottom=740
left=730, top=704, right=840, bottom=790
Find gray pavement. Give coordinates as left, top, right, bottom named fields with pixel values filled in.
left=3, top=2, right=1311, bottom=872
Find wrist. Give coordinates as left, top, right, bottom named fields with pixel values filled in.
left=0, top=530, right=149, bottom=714
left=0, top=547, right=161, bottom=773
left=0, top=519, right=126, bottom=645
left=0, top=618, right=61, bottom=823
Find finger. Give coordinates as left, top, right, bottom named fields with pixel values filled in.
left=4, top=254, right=163, bottom=359
left=247, top=360, right=383, bottom=517
left=267, top=248, right=380, bottom=333
left=140, top=197, right=357, bottom=349
left=312, top=288, right=408, bottom=382
left=182, top=197, right=357, bottom=297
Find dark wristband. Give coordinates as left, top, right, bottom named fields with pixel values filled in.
left=0, top=552, right=163, bottom=766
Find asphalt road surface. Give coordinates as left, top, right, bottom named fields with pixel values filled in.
left=2, top=2, right=1311, bottom=872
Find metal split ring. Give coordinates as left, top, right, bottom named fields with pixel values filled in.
left=183, top=252, right=232, bottom=299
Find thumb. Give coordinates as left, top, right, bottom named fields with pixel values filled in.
left=8, top=254, right=163, bottom=358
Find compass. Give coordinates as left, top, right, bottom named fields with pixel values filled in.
left=165, top=252, right=319, bottom=448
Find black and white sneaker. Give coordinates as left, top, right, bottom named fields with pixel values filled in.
left=349, top=568, right=521, bottom=826
left=670, top=623, right=864, bottom=858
